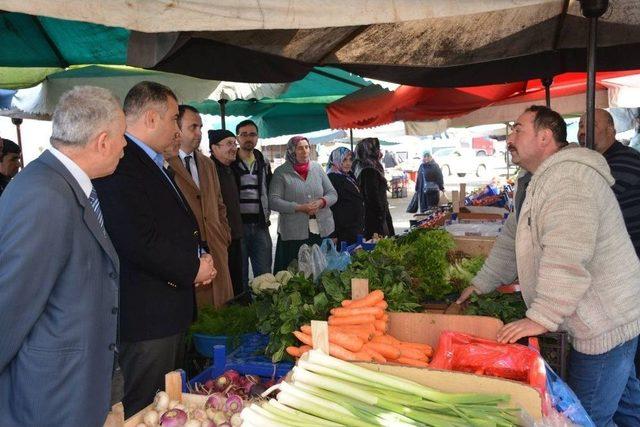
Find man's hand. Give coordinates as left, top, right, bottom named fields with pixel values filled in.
left=194, top=254, right=216, bottom=285
left=456, top=285, right=479, bottom=305
left=497, top=318, right=548, bottom=344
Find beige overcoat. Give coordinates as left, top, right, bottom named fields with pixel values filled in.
left=169, top=151, right=233, bottom=308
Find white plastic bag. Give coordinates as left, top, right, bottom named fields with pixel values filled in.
left=297, top=243, right=327, bottom=282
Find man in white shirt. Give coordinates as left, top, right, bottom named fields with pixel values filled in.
left=0, top=86, right=125, bottom=426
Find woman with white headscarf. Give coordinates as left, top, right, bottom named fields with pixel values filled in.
left=269, top=136, right=337, bottom=272
left=326, top=147, right=364, bottom=245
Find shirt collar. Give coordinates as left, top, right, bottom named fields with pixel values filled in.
left=127, top=132, right=164, bottom=169
left=179, top=149, right=195, bottom=161
left=48, top=146, right=93, bottom=198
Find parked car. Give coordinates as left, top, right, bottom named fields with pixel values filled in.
left=472, top=137, right=495, bottom=156
left=433, top=147, right=488, bottom=178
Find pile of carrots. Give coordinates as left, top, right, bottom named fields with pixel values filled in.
left=286, top=290, right=433, bottom=367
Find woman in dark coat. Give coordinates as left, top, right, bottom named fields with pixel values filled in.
left=353, top=138, right=395, bottom=239
left=415, top=151, right=444, bottom=212
left=326, top=147, right=364, bottom=245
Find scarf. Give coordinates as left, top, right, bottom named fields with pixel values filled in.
left=293, top=161, right=310, bottom=180
left=353, top=137, right=384, bottom=179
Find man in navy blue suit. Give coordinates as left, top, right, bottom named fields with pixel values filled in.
left=0, top=86, right=125, bottom=426
left=94, top=81, right=215, bottom=417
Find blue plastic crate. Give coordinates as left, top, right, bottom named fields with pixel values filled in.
left=192, top=332, right=258, bottom=358
left=185, top=335, right=294, bottom=392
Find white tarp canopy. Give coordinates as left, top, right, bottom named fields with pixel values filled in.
left=3, top=65, right=287, bottom=118
left=0, top=0, right=556, bottom=32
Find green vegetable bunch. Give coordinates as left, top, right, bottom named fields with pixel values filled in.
left=464, top=291, right=527, bottom=324
left=189, top=304, right=258, bottom=346
left=448, top=255, right=486, bottom=293
left=254, top=273, right=334, bottom=362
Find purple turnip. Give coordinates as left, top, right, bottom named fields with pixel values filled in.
left=200, top=421, right=214, bottom=427
left=205, top=393, right=225, bottom=411
left=211, top=410, right=227, bottom=425
left=223, top=394, right=243, bottom=414
left=160, top=408, right=188, bottom=426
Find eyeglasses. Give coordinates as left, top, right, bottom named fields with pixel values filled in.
left=238, top=132, right=258, bottom=138
left=219, top=140, right=238, bottom=149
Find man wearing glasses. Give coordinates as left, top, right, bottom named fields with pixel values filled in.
left=231, top=120, right=273, bottom=291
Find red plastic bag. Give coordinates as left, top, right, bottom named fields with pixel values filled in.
left=430, top=331, right=547, bottom=396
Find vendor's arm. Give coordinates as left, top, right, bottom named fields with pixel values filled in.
left=525, top=176, right=597, bottom=332
left=459, top=212, right=519, bottom=303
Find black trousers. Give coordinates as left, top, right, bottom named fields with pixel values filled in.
left=228, top=238, right=243, bottom=297
left=119, top=332, right=186, bottom=418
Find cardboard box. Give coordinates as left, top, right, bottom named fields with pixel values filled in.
left=453, top=235, right=497, bottom=257
left=384, top=312, right=543, bottom=420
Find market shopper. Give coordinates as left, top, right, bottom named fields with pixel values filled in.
left=0, top=138, right=21, bottom=197
left=93, top=82, right=215, bottom=418
left=209, top=129, right=244, bottom=297
left=415, top=150, right=444, bottom=212
left=231, top=119, right=273, bottom=290
left=577, top=108, right=640, bottom=378
left=270, top=136, right=337, bottom=272
left=457, top=105, right=640, bottom=426
left=326, top=146, right=364, bottom=245
left=169, top=106, right=234, bottom=308
left=0, top=86, right=125, bottom=426
left=353, top=137, right=395, bottom=238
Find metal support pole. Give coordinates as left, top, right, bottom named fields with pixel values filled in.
left=349, top=129, right=354, bottom=152
left=218, top=99, right=228, bottom=130
left=542, top=77, right=553, bottom=108
left=579, top=0, right=609, bottom=150
left=11, top=118, right=24, bottom=168
left=505, top=122, right=510, bottom=180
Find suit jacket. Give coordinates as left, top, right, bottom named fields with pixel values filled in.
left=0, top=150, right=120, bottom=427
left=93, top=136, right=200, bottom=342
left=169, top=151, right=233, bottom=308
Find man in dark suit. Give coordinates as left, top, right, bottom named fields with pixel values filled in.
left=93, top=81, right=215, bottom=417
left=0, top=86, right=125, bottom=426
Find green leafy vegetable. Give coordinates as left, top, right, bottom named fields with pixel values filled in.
left=464, top=291, right=527, bottom=324
left=448, top=255, right=486, bottom=293
left=188, top=304, right=258, bottom=348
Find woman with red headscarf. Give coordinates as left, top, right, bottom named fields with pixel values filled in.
left=269, top=136, right=338, bottom=272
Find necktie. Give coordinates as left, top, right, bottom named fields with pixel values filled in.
left=185, top=155, right=193, bottom=175
left=89, top=187, right=105, bottom=230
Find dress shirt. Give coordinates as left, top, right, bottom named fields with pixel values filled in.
left=179, top=149, right=200, bottom=188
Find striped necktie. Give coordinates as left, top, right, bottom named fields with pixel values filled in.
left=89, top=187, right=105, bottom=230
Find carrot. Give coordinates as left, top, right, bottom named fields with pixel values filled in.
left=372, top=329, right=384, bottom=336
left=293, top=331, right=313, bottom=347
left=341, top=299, right=353, bottom=307
left=349, top=290, right=385, bottom=309
left=299, top=345, right=312, bottom=354
left=286, top=346, right=303, bottom=357
left=381, top=313, right=389, bottom=322
left=362, top=346, right=387, bottom=363
left=371, top=335, right=399, bottom=345
left=301, top=325, right=364, bottom=352
left=330, top=307, right=384, bottom=318
left=374, top=301, right=388, bottom=310
left=332, top=325, right=375, bottom=342
left=363, top=342, right=401, bottom=360
left=353, top=351, right=374, bottom=362
left=399, top=346, right=428, bottom=361
left=374, top=320, right=388, bottom=332
left=329, top=343, right=358, bottom=361
left=396, top=357, right=430, bottom=368
left=328, top=314, right=377, bottom=326
left=398, top=342, right=434, bottom=357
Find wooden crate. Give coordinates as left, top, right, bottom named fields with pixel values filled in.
left=452, top=235, right=497, bottom=257
left=104, top=371, right=207, bottom=427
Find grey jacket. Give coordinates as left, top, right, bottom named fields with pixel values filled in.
left=269, top=161, right=337, bottom=240
left=0, top=151, right=120, bottom=426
